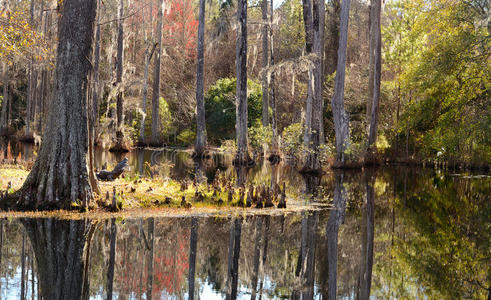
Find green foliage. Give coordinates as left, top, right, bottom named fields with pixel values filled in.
left=384, top=0, right=490, bottom=164
left=204, top=78, right=262, bottom=145
left=248, top=121, right=272, bottom=150
left=394, top=174, right=490, bottom=298
left=281, top=122, right=303, bottom=156
left=131, top=97, right=174, bottom=142
left=176, top=128, right=196, bottom=146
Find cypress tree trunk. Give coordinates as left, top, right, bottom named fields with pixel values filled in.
left=26, top=0, right=35, bottom=136
left=0, top=62, right=8, bottom=134
left=315, top=0, right=325, bottom=144
left=261, top=0, right=269, bottom=127
left=303, top=0, right=324, bottom=172
left=151, top=0, right=164, bottom=146
left=195, top=0, right=207, bottom=156
left=366, top=0, right=382, bottom=160
left=270, top=0, right=279, bottom=154
left=92, top=0, right=102, bottom=144
left=89, top=0, right=102, bottom=195
left=17, top=0, right=97, bottom=209
left=330, top=0, right=351, bottom=166
left=139, top=0, right=155, bottom=144
left=235, top=0, right=249, bottom=164
left=366, top=1, right=375, bottom=127
left=325, top=0, right=340, bottom=76
left=114, top=0, right=125, bottom=150
left=302, top=0, right=314, bottom=149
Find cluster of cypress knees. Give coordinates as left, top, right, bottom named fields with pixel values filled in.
left=178, top=170, right=287, bottom=209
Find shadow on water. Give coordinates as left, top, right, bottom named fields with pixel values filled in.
left=0, top=143, right=489, bottom=299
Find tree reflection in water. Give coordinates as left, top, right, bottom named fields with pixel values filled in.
left=0, top=168, right=487, bottom=299
left=326, top=171, right=348, bottom=300
left=22, top=218, right=94, bottom=300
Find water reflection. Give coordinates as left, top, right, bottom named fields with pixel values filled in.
left=0, top=163, right=489, bottom=299
left=22, top=218, right=93, bottom=299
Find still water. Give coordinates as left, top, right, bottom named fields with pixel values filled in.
left=1, top=142, right=489, bottom=299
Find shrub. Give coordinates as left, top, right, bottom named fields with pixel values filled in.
left=205, top=78, right=262, bottom=145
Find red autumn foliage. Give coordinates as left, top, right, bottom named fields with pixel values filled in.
left=163, top=0, right=198, bottom=58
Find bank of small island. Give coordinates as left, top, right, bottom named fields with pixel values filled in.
left=0, top=161, right=296, bottom=214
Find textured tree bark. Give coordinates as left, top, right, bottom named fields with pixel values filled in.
left=366, top=0, right=382, bottom=160
left=325, top=0, right=340, bottom=76
left=89, top=0, right=102, bottom=195
left=106, top=218, right=117, bottom=300
left=17, top=0, right=97, bottom=209
left=326, top=171, right=347, bottom=300
left=195, top=0, right=207, bottom=156
left=366, top=1, right=375, bottom=127
left=302, top=0, right=324, bottom=172
left=151, top=0, right=164, bottom=146
left=26, top=0, right=35, bottom=136
left=269, top=0, right=279, bottom=155
left=113, top=0, right=126, bottom=150
left=91, top=0, right=102, bottom=143
left=23, top=218, right=94, bottom=300
left=261, top=0, right=269, bottom=128
left=302, top=0, right=314, bottom=150
left=139, top=1, right=156, bottom=144
left=188, top=217, right=198, bottom=300
left=0, top=62, right=8, bottom=134
left=235, top=0, right=249, bottom=164
left=315, top=0, right=325, bottom=144
left=330, top=0, right=351, bottom=166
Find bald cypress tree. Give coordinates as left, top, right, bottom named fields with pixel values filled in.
left=16, top=0, right=98, bottom=209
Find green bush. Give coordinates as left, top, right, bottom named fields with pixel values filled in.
left=248, top=121, right=272, bottom=151
left=281, top=122, right=303, bottom=156
left=176, top=128, right=196, bottom=146
left=205, top=78, right=262, bottom=145
left=132, top=97, right=174, bottom=143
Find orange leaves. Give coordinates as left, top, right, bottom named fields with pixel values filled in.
left=163, top=0, right=198, bottom=58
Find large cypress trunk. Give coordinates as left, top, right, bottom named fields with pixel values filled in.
left=330, top=0, right=351, bottom=166
left=17, top=0, right=97, bottom=209
left=195, top=0, right=207, bottom=156
left=151, top=0, right=164, bottom=146
left=235, top=0, right=249, bottom=164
